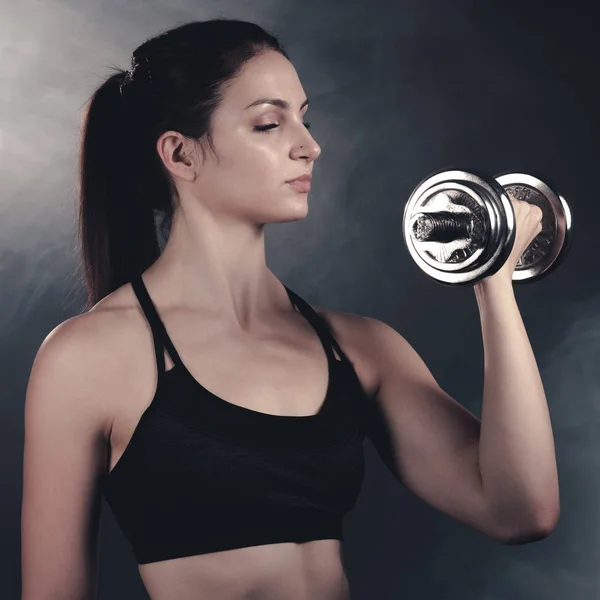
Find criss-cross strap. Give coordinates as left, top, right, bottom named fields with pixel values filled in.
left=284, top=286, right=349, bottom=364
left=130, top=275, right=184, bottom=375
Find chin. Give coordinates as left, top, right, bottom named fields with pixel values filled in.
left=270, top=194, right=310, bottom=222
left=286, top=197, right=310, bottom=220
left=273, top=210, right=308, bottom=224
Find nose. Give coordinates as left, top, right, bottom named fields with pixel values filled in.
left=294, top=137, right=321, bottom=161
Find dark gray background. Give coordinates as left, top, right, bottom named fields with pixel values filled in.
left=3, top=0, right=599, bottom=598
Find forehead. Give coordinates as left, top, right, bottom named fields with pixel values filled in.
left=222, top=50, right=307, bottom=111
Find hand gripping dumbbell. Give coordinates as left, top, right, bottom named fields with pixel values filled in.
left=402, top=170, right=573, bottom=286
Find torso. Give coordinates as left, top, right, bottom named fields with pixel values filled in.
left=89, top=277, right=379, bottom=600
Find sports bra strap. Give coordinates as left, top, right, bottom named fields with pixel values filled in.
left=131, top=275, right=348, bottom=376
left=284, top=286, right=349, bottom=364
left=131, top=275, right=184, bottom=375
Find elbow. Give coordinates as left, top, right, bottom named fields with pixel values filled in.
left=496, top=508, right=560, bottom=545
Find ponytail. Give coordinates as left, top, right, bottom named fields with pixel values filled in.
left=77, top=69, right=172, bottom=309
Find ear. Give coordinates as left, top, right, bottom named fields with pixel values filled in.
left=156, top=130, right=199, bottom=182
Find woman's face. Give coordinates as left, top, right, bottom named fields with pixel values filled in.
left=187, top=50, right=321, bottom=224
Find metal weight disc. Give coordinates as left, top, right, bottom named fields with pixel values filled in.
left=495, top=173, right=573, bottom=283
left=403, top=170, right=516, bottom=285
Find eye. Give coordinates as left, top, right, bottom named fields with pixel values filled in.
left=253, top=122, right=312, bottom=134
left=253, top=123, right=278, bottom=133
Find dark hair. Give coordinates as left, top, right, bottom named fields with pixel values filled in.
left=76, top=19, right=289, bottom=309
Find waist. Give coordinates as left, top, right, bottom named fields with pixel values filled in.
left=139, top=538, right=351, bottom=600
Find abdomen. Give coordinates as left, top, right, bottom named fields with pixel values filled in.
left=139, top=538, right=351, bottom=600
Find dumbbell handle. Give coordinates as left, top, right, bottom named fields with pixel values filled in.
left=413, top=211, right=474, bottom=243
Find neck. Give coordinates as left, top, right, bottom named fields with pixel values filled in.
left=145, top=207, right=290, bottom=329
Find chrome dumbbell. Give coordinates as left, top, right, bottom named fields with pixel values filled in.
left=402, top=170, right=573, bottom=286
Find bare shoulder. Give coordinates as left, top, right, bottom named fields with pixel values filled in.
left=314, top=308, right=389, bottom=397
left=316, top=308, right=427, bottom=396
left=315, top=308, right=374, bottom=344
left=29, top=285, right=142, bottom=437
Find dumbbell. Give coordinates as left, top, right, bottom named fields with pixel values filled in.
left=402, top=169, right=573, bottom=286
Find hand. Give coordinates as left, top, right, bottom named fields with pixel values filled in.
left=485, top=192, right=544, bottom=284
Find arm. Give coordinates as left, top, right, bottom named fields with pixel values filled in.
left=361, top=282, right=559, bottom=544
left=473, top=275, right=559, bottom=542
left=21, top=318, right=111, bottom=600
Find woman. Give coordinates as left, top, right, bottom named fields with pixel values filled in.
left=21, top=18, right=559, bottom=600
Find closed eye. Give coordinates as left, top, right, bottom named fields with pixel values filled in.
left=253, top=122, right=311, bottom=134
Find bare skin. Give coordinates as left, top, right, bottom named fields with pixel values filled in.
left=92, top=274, right=378, bottom=600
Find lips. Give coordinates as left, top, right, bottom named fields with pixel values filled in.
left=287, top=178, right=311, bottom=192
left=287, top=173, right=312, bottom=183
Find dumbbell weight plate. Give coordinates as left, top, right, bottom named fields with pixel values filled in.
left=403, top=169, right=516, bottom=285
left=495, top=173, right=573, bottom=283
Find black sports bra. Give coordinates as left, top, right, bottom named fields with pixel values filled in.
left=100, top=275, right=372, bottom=564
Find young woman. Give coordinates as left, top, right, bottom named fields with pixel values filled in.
left=21, top=18, right=559, bottom=600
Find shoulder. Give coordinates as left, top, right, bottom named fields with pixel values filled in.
left=315, top=307, right=372, bottom=338
left=42, top=284, right=140, bottom=364
left=29, top=285, right=144, bottom=436
left=316, top=307, right=396, bottom=352
left=316, top=308, right=425, bottom=395
left=314, top=308, right=395, bottom=397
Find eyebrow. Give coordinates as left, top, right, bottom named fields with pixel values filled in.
left=245, top=97, right=309, bottom=111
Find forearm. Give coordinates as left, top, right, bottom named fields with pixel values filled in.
left=474, top=275, right=559, bottom=537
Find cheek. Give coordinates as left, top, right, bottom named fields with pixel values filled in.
left=211, top=128, right=283, bottom=190
left=236, top=145, right=282, bottom=186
